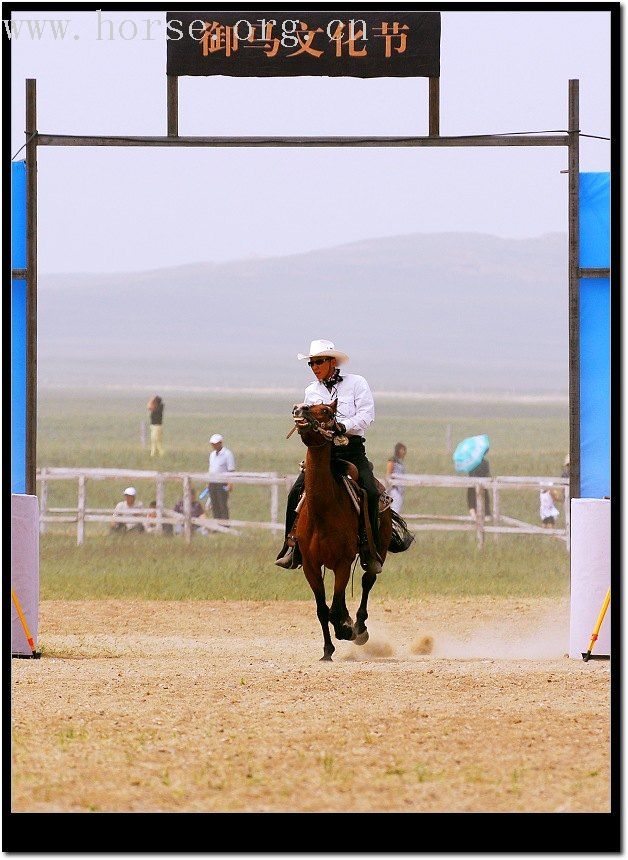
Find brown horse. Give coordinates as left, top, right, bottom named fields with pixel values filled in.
left=292, top=401, right=393, bottom=661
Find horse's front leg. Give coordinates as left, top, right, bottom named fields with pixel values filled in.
left=353, top=569, right=377, bottom=646
left=329, top=562, right=355, bottom=642
left=303, top=559, right=335, bottom=661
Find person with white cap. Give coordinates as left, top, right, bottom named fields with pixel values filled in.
left=276, top=339, right=382, bottom=574
left=206, top=434, right=236, bottom=523
left=110, top=487, right=145, bottom=533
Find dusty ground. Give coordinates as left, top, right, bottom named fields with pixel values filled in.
left=12, top=597, right=610, bottom=812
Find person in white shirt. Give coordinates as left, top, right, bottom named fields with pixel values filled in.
left=110, top=487, right=145, bottom=533
left=207, top=433, right=236, bottom=522
left=539, top=485, right=560, bottom=527
left=276, top=339, right=382, bottom=574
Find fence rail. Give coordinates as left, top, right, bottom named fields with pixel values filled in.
left=36, top=467, right=569, bottom=550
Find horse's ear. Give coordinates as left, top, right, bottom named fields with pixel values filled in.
left=331, top=399, right=338, bottom=413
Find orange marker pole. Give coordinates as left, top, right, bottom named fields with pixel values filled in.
left=11, top=588, right=38, bottom=656
left=582, top=587, right=610, bottom=662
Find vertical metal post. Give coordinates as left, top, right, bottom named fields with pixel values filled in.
left=429, top=77, right=440, bottom=136
left=183, top=475, right=192, bottom=544
left=39, top=468, right=48, bottom=534
left=167, top=76, right=178, bottom=137
left=77, top=475, right=86, bottom=546
left=156, top=475, right=164, bottom=535
left=25, top=79, right=38, bottom=496
left=475, top=482, right=485, bottom=549
left=568, top=79, right=580, bottom=501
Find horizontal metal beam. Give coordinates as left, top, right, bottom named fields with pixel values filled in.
left=579, top=267, right=610, bottom=278
left=36, top=133, right=568, bottom=149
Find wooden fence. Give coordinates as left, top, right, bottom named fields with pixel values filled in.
left=36, top=467, right=569, bottom=550
left=385, top=473, right=570, bottom=550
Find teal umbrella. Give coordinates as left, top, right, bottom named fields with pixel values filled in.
left=453, top=435, right=490, bottom=473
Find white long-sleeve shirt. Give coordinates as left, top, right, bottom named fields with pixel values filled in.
left=303, top=373, right=375, bottom=437
left=113, top=499, right=144, bottom=529
left=209, top=447, right=236, bottom=491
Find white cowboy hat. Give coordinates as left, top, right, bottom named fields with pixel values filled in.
left=297, top=339, right=349, bottom=365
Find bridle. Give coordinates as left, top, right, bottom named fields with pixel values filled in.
left=291, top=404, right=346, bottom=445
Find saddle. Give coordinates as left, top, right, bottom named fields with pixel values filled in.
left=333, top=459, right=392, bottom=514
left=295, top=458, right=391, bottom=511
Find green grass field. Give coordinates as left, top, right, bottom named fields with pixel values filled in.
left=37, top=389, right=570, bottom=600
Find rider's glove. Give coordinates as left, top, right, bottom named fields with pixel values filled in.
left=335, top=422, right=346, bottom=435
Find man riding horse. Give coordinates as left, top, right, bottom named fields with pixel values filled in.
left=276, top=339, right=384, bottom=575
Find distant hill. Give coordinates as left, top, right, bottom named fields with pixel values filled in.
left=38, top=231, right=568, bottom=394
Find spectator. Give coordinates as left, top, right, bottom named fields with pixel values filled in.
left=556, top=454, right=571, bottom=504
left=174, top=487, right=204, bottom=532
left=467, top=456, right=491, bottom=520
left=147, top=395, right=164, bottom=457
left=540, top=485, right=560, bottom=528
left=562, top=455, right=570, bottom=480
left=386, top=442, right=407, bottom=514
left=145, top=500, right=173, bottom=535
left=550, top=455, right=570, bottom=510
left=207, top=433, right=236, bottom=523
left=110, top=487, right=145, bottom=534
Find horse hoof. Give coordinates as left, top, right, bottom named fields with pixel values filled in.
left=354, top=630, right=369, bottom=646
left=320, top=654, right=333, bottom=662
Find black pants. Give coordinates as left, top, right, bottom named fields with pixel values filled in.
left=209, top=486, right=230, bottom=521
left=110, top=522, right=145, bottom=534
left=284, top=436, right=380, bottom=546
left=466, top=487, right=491, bottom=517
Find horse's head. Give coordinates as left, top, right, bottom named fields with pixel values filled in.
left=292, top=400, right=348, bottom=447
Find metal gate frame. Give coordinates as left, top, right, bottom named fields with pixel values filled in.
left=14, top=75, right=607, bottom=500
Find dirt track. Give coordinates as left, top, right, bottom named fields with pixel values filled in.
left=12, top=597, right=610, bottom=812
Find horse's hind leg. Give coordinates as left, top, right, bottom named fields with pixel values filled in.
left=303, top=562, right=335, bottom=661
left=353, top=569, right=377, bottom=645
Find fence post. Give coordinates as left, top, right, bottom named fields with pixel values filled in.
left=39, top=468, right=48, bottom=534
left=77, top=474, right=86, bottom=546
left=475, top=481, right=485, bottom=549
left=491, top=481, right=500, bottom=542
left=270, top=473, right=279, bottom=531
left=183, top=475, right=192, bottom=544
left=156, top=474, right=164, bottom=535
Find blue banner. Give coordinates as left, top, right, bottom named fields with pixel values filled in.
left=579, top=172, right=610, bottom=499
left=12, top=161, right=27, bottom=494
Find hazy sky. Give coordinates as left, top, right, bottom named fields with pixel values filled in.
left=11, top=9, right=611, bottom=273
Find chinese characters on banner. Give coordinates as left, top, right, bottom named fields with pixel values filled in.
left=166, top=13, right=441, bottom=77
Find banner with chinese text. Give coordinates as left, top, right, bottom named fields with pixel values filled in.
left=166, top=12, right=440, bottom=77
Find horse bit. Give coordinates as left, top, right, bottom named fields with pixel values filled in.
left=288, top=404, right=349, bottom=446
